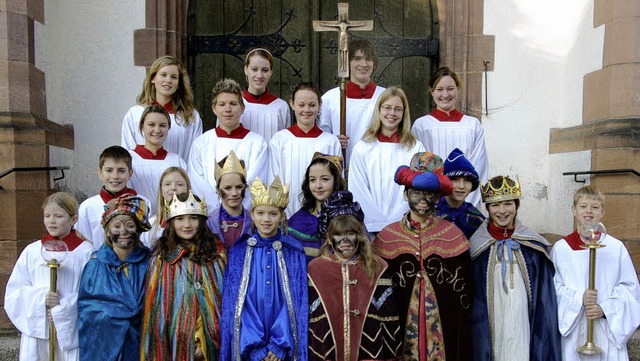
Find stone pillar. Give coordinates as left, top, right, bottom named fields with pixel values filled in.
left=0, top=0, right=74, bottom=329
left=550, top=0, right=640, bottom=276
left=437, top=0, right=495, bottom=118
left=133, top=0, right=189, bottom=67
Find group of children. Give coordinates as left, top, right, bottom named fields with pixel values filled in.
left=3, top=38, right=639, bottom=361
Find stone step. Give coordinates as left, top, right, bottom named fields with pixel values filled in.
left=0, top=329, right=638, bottom=359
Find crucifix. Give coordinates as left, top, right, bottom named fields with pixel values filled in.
left=313, top=3, right=373, bottom=162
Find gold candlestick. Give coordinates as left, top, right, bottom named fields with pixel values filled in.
left=41, top=240, right=69, bottom=361
left=577, top=222, right=606, bottom=355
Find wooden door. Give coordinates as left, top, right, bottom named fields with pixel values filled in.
left=187, top=0, right=438, bottom=130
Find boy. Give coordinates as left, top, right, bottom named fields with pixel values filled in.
left=318, top=39, right=385, bottom=165
left=77, top=145, right=139, bottom=249
left=552, top=185, right=640, bottom=360
left=435, top=147, right=485, bottom=239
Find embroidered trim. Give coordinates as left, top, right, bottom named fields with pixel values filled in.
left=233, top=238, right=255, bottom=361
left=276, top=245, right=299, bottom=361
left=371, top=287, right=393, bottom=310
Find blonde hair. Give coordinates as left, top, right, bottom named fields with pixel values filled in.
left=136, top=55, right=196, bottom=126
left=320, top=214, right=380, bottom=282
left=362, top=86, right=416, bottom=149
left=42, top=192, right=79, bottom=217
left=573, top=185, right=605, bottom=207
left=150, top=167, right=192, bottom=240
left=211, top=78, right=244, bottom=106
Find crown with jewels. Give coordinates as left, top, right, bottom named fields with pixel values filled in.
left=480, top=176, right=521, bottom=203
left=249, top=176, right=289, bottom=209
left=164, top=190, right=208, bottom=220
left=215, top=150, right=246, bottom=184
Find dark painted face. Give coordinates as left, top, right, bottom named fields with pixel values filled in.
left=406, top=188, right=439, bottom=217
left=331, top=232, right=359, bottom=260
left=106, top=215, right=140, bottom=249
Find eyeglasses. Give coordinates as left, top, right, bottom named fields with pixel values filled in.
left=381, top=104, right=404, bottom=114
left=332, top=232, right=357, bottom=242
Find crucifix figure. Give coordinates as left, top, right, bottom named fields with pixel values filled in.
left=313, top=3, right=373, bottom=165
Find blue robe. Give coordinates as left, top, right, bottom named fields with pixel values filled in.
left=78, top=244, right=149, bottom=361
left=435, top=197, right=485, bottom=239
left=469, top=220, right=561, bottom=361
left=220, top=232, right=308, bottom=361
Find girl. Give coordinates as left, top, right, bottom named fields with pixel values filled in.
left=220, top=176, right=308, bottom=361
left=411, top=66, right=488, bottom=207
left=349, top=86, right=425, bottom=232
left=268, top=82, right=341, bottom=216
left=308, top=191, right=402, bottom=360
left=128, top=105, right=187, bottom=215
left=5, top=192, right=93, bottom=361
left=122, top=55, right=202, bottom=160
left=78, top=195, right=151, bottom=361
left=141, top=166, right=191, bottom=247
left=240, top=48, right=291, bottom=142
left=141, top=191, right=226, bottom=361
left=287, top=153, right=346, bottom=262
left=206, top=151, right=252, bottom=250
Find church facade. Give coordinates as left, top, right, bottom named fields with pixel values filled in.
left=0, top=0, right=637, bottom=330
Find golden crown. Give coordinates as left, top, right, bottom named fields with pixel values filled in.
left=249, top=176, right=289, bottom=209
left=481, top=176, right=521, bottom=203
left=215, top=150, right=246, bottom=184
left=164, top=190, right=208, bottom=220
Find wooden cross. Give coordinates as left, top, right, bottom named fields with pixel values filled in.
left=313, top=3, right=373, bottom=78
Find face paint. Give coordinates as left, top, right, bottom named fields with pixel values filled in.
left=407, top=188, right=439, bottom=217
left=106, top=215, right=139, bottom=249
left=331, top=232, right=359, bottom=260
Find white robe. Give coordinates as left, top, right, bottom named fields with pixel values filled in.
left=552, top=234, right=640, bottom=361
left=4, top=239, right=94, bottom=361
left=121, top=105, right=203, bottom=160
left=268, top=129, right=341, bottom=217
left=318, top=86, right=386, bottom=165
left=76, top=194, right=150, bottom=249
left=127, top=150, right=187, bottom=215
left=348, top=139, right=425, bottom=232
left=187, top=129, right=268, bottom=211
left=140, top=215, right=164, bottom=249
left=411, top=114, right=488, bottom=208
left=240, top=97, right=291, bottom=143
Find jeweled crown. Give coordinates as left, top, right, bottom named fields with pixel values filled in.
left=215, top=150, right=246, bottom=184
left=249, top=176, right=289, bottom=209
left=481, top=177, right=521, bottom=203
left=164, top=190, right=208, bottom=220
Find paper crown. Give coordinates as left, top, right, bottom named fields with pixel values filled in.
left=481, top=176, right=521, bottom=203
left=215, top=150, right=246, bottom=184
left=164, top=190, right=208, bottom=220
left=249, top=176, right=289, bottom=209
left=312, top=152, right=344, bottom=173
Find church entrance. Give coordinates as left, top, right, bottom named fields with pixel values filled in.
left=187, top=0, right=439, bottom=130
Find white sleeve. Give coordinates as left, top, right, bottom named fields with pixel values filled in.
left=347, top=144, right=387, bottom=231
left=551, top=244, right=585, bottom=337
left=4, top=246, right=48, bottom=339
left=121, top=107, right=139, bottom=150
left=185, top=110, right=204, bottom=159
left=50, top=291, right=79, bottom=350
left=598, top=245, right=640, bottom=347
left=278, top=101, right=291, bottom=130
left=187, top=138, right=218, bottom=210
left=76, top=202, right=93, bottom=244
left=469, top=120, right=489, bottom=183
left=268, top=137, right=282, bottom=184
left=247, top=138, right=269, bottom=184
left=411, top=120, right=428, bottom=151
left=318, top=93, right=333, bottom=133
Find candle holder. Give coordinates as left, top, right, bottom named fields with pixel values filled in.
left=576, top=221, right=606, bottom=355
left=41, top=240, right=69, bottom=361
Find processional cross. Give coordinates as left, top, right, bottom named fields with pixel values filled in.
left=313, top=3, right=373, bottom=161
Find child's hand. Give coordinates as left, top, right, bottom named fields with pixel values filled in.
left=337, top=134, right=349, bottom=150
left=585, top=304, right=604, bottom=320
left=194, top=345, right=204, bottom=360
left=263, top=351, right=282, bottom=361
left=45, top=291, right=60, bottom=322
left=583, top=289, right=597, bottom=306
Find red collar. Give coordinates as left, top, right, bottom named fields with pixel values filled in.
left=41, top=230, right=85, bottom=252
left=430, top=108, right=464, bottom=122
left=215, top=124, right=250, bottom=139
left=488, top=221, right=515, bottom=240
left=134, top=145, right=168, bottom=160
left=564, top=230, right=586, bottom=251
left=152, top=100, right=175, bottom=114
left=99, top=187, right=137, bottom=203
left=243, top=88, right=278, bottom=105
left=376, top=131, right=401, bottom=143
left=346, top=81, right=376, bottom=99
left=288, top=123, right=323, bottom=138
